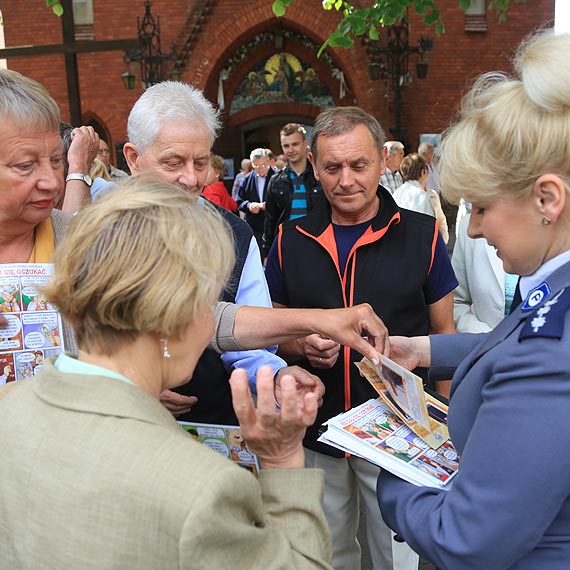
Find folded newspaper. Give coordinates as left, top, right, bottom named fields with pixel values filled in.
left=318, top=355, right=459, bottom=489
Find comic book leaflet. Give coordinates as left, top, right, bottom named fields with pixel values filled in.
left=0, top=264, right=64, bottom=385
left=318, top=397, right=459, bottom=489
left=178, top=421, right=260, bottom=476
left=356, top=355, right=448, bottom=449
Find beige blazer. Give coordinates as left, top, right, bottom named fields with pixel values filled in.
left=0, top=361, right=332, bottom=569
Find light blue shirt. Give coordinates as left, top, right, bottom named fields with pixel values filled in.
left=90, top=178, right=114, bottom=201
left=220, top=237, right=287, bottom=391
left=54, top=352, right=134, bottom=385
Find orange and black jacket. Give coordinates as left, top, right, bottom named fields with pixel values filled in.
left=269, top=186, right=455, bottom=457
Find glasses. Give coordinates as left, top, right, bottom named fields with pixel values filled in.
left=252, top=162, right=269, bottom=169
left=321, top=159, right=376, bottom=177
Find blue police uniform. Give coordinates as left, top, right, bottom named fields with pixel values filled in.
left=377, top=257, right=570, bottom=569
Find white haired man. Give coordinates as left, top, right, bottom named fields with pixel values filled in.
left=236, top=148, right=274, bottom=251
left=380, top=140, right=404, bottom=193
left=118, top=82, right=321, bottom=423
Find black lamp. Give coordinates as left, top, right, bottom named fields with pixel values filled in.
left=121, top=70, right=136, bottom=90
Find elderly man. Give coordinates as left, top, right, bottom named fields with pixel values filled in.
left=265, top=107, right=457, bottom=570
left=115, top=81, right=315, bottom=423
left=237, top=148, right=274, bottom=251
left=97, top=139, right=129, bottom=183
left=262, top=123, right=322, bottom=259
left=380, top=140, right=405, bottom=193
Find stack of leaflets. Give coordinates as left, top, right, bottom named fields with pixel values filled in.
left=318, top=354, right=459, bottom=489
left=179, top=421, right=260, bottom=476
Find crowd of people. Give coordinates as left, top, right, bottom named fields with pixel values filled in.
left=1, top=29, right=570, bottom=570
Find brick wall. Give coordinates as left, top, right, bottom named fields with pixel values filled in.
left=2, top=0, right=554, bottom=158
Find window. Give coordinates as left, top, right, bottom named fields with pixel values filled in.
left=464, top=0, right=487, bottom=33
left=72, top=0, right=94, bottom=40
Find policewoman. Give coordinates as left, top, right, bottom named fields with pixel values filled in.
left=376, top=31, right=570, bottom=569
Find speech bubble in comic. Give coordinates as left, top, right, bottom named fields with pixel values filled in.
left=21, top=312, right=61, bottom=349
left=203, top=439, right=229, bottom=456
left=0, top=314, right=23, bottom=350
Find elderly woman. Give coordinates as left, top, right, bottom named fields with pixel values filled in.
left=392, top=153, right=449, bottom=243
left=0, top=177, right=332, bottom=569
left=0, top=69, right=97, bottom=320
left=377, top=31, right=570, bottom=569
left=0, top=70, right=68, bottom=265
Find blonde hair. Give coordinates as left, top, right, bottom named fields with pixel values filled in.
left=439, top=31, right=570, bottom=205
left=209, top=153, right=225, bottom=179
left=399, top=153, right=427, bottom=182
left=44, top=175, right=234, bottom=354
left=89, top=158, right=111, bottom=181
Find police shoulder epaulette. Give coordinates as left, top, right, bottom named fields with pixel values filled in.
left=519, top=286, right=570, bottom=341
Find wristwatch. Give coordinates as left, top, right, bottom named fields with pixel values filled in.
left=66, top=173, right=93, bottom=188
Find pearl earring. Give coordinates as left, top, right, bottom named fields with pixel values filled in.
left=542, top=217, right=551, bottom=225
left=160, top=338, right=171, bottom=359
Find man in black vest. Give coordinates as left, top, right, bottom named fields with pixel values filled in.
left=265, top=107, right=457, bottom=570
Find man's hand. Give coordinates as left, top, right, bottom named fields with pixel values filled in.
left=303, top=334, right=340, bottom=369
left=314, top=304, right=390, bottom=364
left=248, top=202, right=262, bottom=214
left=231, top=366, right=318, bottom=470
left=159, top=389, right=198, bottom=416
left=274, top=365, right=325, bottom=408
left=67, top=126, right=100, bottom=173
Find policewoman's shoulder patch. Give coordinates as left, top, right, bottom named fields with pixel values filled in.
left=521, top=282, right=552, bottom=312
left=519, top=287, right=570, bottom=341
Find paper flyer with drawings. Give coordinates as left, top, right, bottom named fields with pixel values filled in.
left=318, top=396, right=459, bottom=489
left=318, top=354, right=459, bottom=488
left=355, top=355, right=449, bottom=449
left=178, top=421, right=260, bottom=476
left=0, top=264, right=64, bottom=385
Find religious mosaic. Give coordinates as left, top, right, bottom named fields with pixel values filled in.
left=230, top=52, right=335, bottom=115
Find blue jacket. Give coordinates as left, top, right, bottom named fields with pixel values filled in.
left=237, top=169, right=274, bottom=238
left=378, top=258, right=570, bottom=569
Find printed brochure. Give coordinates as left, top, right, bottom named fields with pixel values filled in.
left=179, top=421, right=260, bottom=476
left=319, top=396, right=459, bottom=489
left=356, top=355, right=448, bottom=449
left=0, top=264, right=64, bottom=385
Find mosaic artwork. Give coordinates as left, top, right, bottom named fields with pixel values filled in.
left=230, top=52, right=335, bottom=115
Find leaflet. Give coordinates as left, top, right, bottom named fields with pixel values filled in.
left=0, top=264, right=64, bottom=385
left=178, top=421, right=260, bottom=476
left=319, top=397, right=459, bottom=489
left=356, top=355, right=448, bottom=449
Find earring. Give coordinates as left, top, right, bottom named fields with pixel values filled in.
left=160, top=338, right=171, bottom=359
left=542, top=217, right=551, bottom=225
